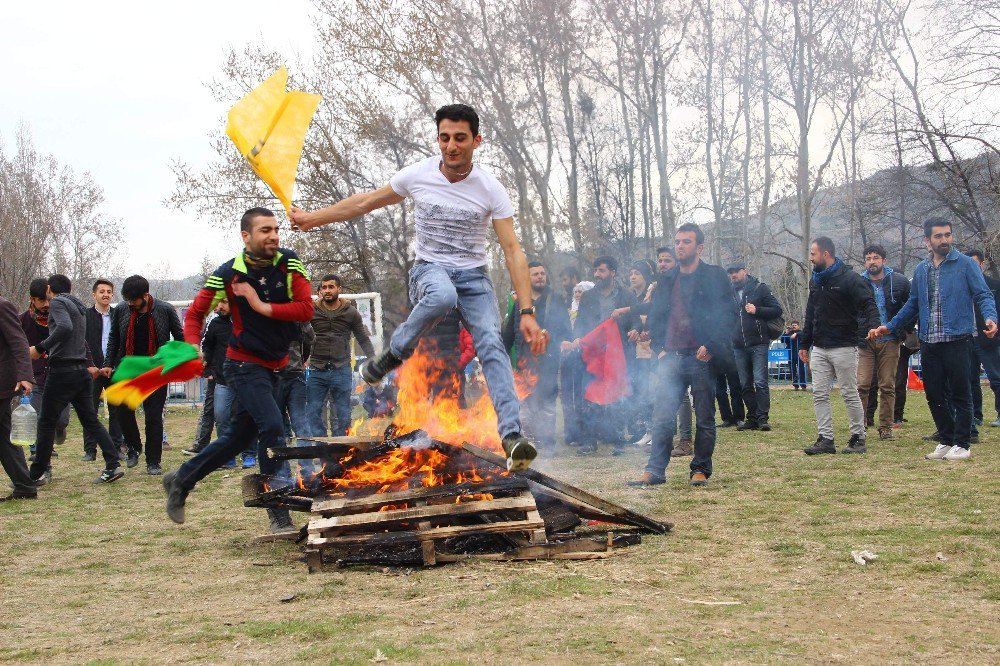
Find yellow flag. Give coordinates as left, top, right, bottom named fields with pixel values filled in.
left=225, top=66, right=321, bottom=214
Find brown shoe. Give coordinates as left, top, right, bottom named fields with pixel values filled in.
left=626, top=472, right=666, bottom=487
left=671, top=438, right=693, bottom=457
left=878, top=427, right=894, bottom=440
left=690, top=472, right=708, bottom=486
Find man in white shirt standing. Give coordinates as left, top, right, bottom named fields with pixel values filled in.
left=291, top=104, right=546, bottom=471
left=83, top=279, right=124, bottom=461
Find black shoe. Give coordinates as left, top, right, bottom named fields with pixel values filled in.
left=163, top=470, right=188, bottom=524
left=804, top=436, right=836, bottom=455
left=737, top=420, right=759, bottom=431
left=501, top=432, right=537, bottom=471
left=611, top=445, right=626, bottom=457
left=267, top=508, right=296, bottom=534
left=758, top=420, right=772, bottom=432
left=125, top=452, right=140, bottom=468
left=842, top=434, right=867, bottom=454
left=717, top=420, right=737, bottom=428
left=0, top=490, right=38, bottom=501
left=81, top=451, right=97, bottom=462
left=147, top=464, right=163, bottom=476
left=576, top=443, right=598, bottom=456
left=359, top=350, right=403, bottom=385
left=94, top=467, right=125, bottom=484
left=922, top=431, right=942, bottom=442
left=32, top=470, right=52, bottom=487
left=970, top=433, right=980, bottom=444
left=181, top=446, right=202, bottom=457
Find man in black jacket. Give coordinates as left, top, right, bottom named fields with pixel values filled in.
left=728, top=262, right=783, bottom=431
left=857, top=246, right=910, bottom=441
left=101, top=275, right=184, bottom=475
left=83, top=279, right=125, bottom=461
left=0, top=294, right=36, bottom=500
left=563, top=256, right=637, bottom=455
left=629, top=223, right=737, bottom=487
left=965, top=249, right=1000, bottom=428
left=503, top=261, right=571, bottom=457
left=800, top=237, right=881, bottom=455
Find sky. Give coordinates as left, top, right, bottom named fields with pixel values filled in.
left=1, top=0, right=315, bottom=279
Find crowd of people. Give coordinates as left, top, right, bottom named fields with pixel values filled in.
left=1, top=104, right=997, bottom=536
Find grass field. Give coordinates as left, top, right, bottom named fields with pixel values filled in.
left=1, top=387, right=997, bottom=664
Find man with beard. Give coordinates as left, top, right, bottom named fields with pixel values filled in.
left=503, top=261, right=571, bottom=458
left=83, top=279, right=125, bottom=461
left=857, top=245, right=910, bottom=441
left=163, top=207, right=314, bottom=532
left=728, top=262, right=783, bottom=432
left=629, top=223, right=736, bottom=487
left=101, top=275, right=183, bottom=475
left=870, top=218, right=997, bottom=461
left=29, top=275, right=125, bottom=486
left=19, top=279, right=72, bottom=465
left=306, top=275, right=375, bottom=437
left=289, top=104, right=545, bottom=472
left=565, top=256, right=637, bottom=456
left=800, top=237, right=881, bottom=455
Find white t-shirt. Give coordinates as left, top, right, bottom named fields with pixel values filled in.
left=389, top=156, right=515, bottom=270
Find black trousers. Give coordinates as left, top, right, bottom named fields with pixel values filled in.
left=1, top=396, right=34, bottom=494
left=921, top=338, right=974, bottom=449
left=84, top=373, right=125, bottom=454
left=117, top=385, right=168, bottom=466
left=29, top=366, right=119, bottom=477
left=715, top=370, right=745, bottom=423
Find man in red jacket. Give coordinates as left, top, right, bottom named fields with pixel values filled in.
left=162, top=208, right=314, bottom=533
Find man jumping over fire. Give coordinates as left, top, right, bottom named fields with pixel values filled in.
left=290, top=104, right=546, bottom=472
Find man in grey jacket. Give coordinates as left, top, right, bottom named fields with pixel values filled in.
left=28, top=275, right=125, bottom=485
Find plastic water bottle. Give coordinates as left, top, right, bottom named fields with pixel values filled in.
left=10, top=396, right=37, bottom=447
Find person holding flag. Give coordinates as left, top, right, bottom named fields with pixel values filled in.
left=162, top=207, right=314, bottom=533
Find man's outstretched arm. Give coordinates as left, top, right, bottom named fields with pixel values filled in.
left=289, top=185, right=404, bottom=231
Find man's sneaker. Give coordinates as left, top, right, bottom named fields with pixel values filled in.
left=970, top=433, right=980, bottom=444
left=626, top=472, right=665, bottom=487
left=922, top=431, right=942, bottom=442
left=974, top=418, right=984, bottom=427
left=359, top=349, right=403, bottom=386
left=576, top=443, right=598, bottom=456
left=125, top=451, right=140, bottom=468
left=162, top=470, right=188, bottom=524
left=501, top=432, right=537, bottom=471
left=81, top=451, right=97, bottom=462
left=737, top=420, right=758, bottom=431
left=267, top=508, right=296, bottom=534
left=878, top=427, right=894, bottom=441
left=925, top=443, right=951, bottom=460
left=991, top=418, right=1000, bottom=428
left=32, top=470, right=52, bottom=487
left=671, top=438, right=693, bottom=457
left=634, top=432, right=652, bottom=447
left=241, top=455, right=257, bottom=469
left=181, top=447, right=202, bottom=457
left=690, top=472, right=709, bottom=486
left=94, top=467, right=125, bottom=484
left=943, top=445, right=971, bottom=461
left=804, top=436, right=836, bottom=455
left=221, top=459, right=238, bottom=469
left=718, top=420, right=737, bottom=428
left=892, top=420, right=903, bottom=429
left=610, top=445, right=626, bottom=457
left=758, top=420, right=772, bottom=432
left=147, top=464, right=163, bottom=476
left=842, top=435, right=867, bottom=454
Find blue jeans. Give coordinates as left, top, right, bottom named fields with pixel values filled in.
left=645, top=353, right=717, bottom=480
left=389, top=262, right=520, bottom=438
left=306, top=365, right=353, bottom=437
left=213, top=383, right=236, bottom=439
left=734, top=344, right=770, bottom=423
left=175, top=360, right=289, bottom=490
left=277, top=373, right=312, bottom=474
left=970, top=343, right=1000, bottom=422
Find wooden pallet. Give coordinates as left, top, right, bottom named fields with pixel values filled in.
left=305, top=479, right=546, bottom=570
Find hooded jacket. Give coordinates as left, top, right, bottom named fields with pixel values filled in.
left=801, top=259, right=880, bottom=350
left=731, top=275, right=783, bottom=349
left=859, top=266, right=910, bottom=345
left=35, top=293, right=92, bottom=365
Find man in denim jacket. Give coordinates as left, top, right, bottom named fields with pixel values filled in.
left=869, top=218, right=998, bottom=461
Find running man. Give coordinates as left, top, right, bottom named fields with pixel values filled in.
left=290, top=104, right=545, bottom=471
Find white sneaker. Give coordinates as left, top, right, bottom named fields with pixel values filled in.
left=943, top=445, right=971, bottom=461
left=925, top=444, right=951, bottom=460
left=635, top=433, right=652, bottom=447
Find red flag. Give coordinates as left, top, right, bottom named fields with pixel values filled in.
left=579, top=319, right=631, bottom=405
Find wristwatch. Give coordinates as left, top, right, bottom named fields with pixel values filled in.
left=520, top=306, right=537, bottom=316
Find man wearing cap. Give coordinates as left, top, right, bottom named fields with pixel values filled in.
left=728, top=261, right=783, bottom=431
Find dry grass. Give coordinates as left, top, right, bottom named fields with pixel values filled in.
left=1, top=388, right=998, bottom=664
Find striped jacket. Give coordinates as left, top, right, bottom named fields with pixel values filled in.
left=184, top=249, right=314, bottom=369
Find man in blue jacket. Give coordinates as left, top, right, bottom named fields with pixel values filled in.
left=869, top=218, right=998, bottom=461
